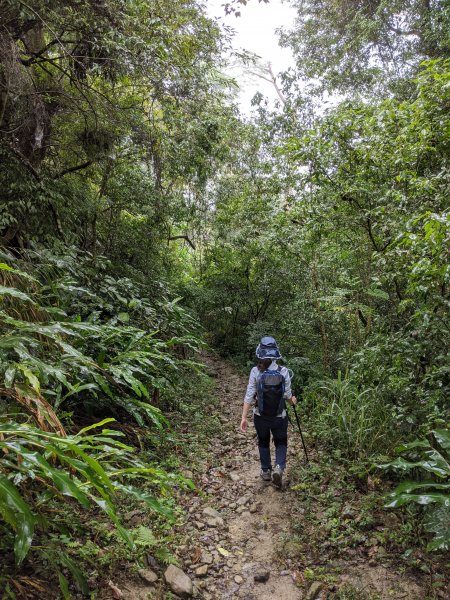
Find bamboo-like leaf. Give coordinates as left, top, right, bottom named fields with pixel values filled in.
left=114, top=482, right=173, bottom=518
left=0, top=286, right=34, bottom=303
left=0, top=475, right=35, bottom=565
left=59, top=552, right=89, bottom=595
left=17, top=365, right=40, bottom=394
left=0, top=263, right=38, bottom=282
left=92, top=494, right=134, bottom=549
left=58, top=572, right=71, bottom=600
left=76, top=418, right=117, bottom=435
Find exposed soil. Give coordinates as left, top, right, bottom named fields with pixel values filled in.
left=112, top=353, right=436, bottom=600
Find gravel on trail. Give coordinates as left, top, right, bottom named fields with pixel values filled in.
left=178, top=353, right=304, bottom=600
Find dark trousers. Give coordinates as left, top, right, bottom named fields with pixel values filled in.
left=253, top=414, right=288, bottom=471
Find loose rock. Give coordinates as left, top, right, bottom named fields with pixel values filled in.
left=201, top=551, right=213, bottom=564
left=254, top=570, right=270, bottom=583
left=203, top=507, right=221, bottom=519
left=195, top=565, right=208, bottom=577
left=138, top=568, right=158, bottom=585
left=305, top=581, right=324, bottom=600
left=205, top=516, right=225, bottom=528
left=164, top=565, right=193, bottom=598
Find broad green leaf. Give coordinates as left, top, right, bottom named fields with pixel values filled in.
left=59, top=552, right=89, bottom=595
left=114, top=483, right=173, bottom=518
left=386, top=493, right=450, bottom=508
left=58, top=572, right=71, bottom=600
left=392, top=481, right=450, bottom=495
left=0, top=475, right=35, bottom=565
left=433, top=429, right=450, bottom=451
left=366, top=288, right=390, bottom=300
left=0, top=263, right=14, bottom=271
left=17, top=365, right=40, bottom=393
left=0, top=286, right=34, bottom=303
left=76, top=418, right=117, bottom=435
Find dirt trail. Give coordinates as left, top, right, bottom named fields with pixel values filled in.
left=119, top=353, right=431, bottom=599
left=180, top=352, right=304, bottom=599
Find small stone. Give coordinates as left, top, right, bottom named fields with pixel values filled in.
left=201, top=551, right=213, bottom=565
left=254, top=570, right=270, bottom=583
left=145, top=554, right=159, bottom=569
left=205, top=516, right=225, bottom=528
left=249, top=505, right=258, bottom=514
left=229, top=472, right=240, bottom=482
left=237, top=495, right=251, bottom=506
left=138, top=568, right=158, bottom=585
left=305, top=581, right=324, bottom=600
left=195, top=565, right=208, bottom=577
left=164, top=565, right=193, bottom=598
left=203, top=507, right=221, bottom=519
left=234, top=575, right=244, bottom=584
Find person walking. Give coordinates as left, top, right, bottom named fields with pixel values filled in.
left=240, top=336, right=297, bottom=488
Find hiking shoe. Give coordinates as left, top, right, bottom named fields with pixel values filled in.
left=260, top=469, right=272, bottom=481
left=272, top=465, right=283, bottom=488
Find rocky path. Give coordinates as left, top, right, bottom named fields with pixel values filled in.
left=117, top=353, right=435, bottom=600
left=175, top=353, right=305, bottom=599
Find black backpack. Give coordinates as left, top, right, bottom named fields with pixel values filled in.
left=257, top=366, right=285, bottom=417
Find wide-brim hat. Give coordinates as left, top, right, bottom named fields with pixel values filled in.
left=255, top=336, right=282, bottom=360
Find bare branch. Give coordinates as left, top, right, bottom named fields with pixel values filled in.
left=56, top=160, right=92, bottom=178
left=168, top=235, right=196, bottom=250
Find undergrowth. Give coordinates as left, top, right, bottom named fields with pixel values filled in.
left=0, top=245, right=211, bottom=598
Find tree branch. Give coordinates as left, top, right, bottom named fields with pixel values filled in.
left=56, top=160, right=92, bottom=178
left=168, top=235, right=196, bottom=250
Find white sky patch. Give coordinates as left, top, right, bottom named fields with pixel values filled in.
left=205, top=0, right=297, bottom=114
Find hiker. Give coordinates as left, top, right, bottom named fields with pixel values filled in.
left=240, top=336, right=297, bottom=488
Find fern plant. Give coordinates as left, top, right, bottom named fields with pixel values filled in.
left=379, top=428, right=450, bottom=551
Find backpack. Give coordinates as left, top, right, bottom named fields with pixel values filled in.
left=257, top=366, right=285, bottom=417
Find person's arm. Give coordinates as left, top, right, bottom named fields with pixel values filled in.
left=283, top=367, right=297, bottom=406
left=240, top=401, right=251, bottom=432
left=240, top=368, right=257, bottom=432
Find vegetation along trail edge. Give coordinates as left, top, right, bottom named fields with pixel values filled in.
left=117, top=352, right=431, bottom=599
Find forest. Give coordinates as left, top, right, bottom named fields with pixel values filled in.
left=0, top=0, right=448, bottom=598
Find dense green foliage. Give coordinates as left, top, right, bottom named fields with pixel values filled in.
left=1, top=0, right=449, bottom=595
left=0, top=248, right=201, bottom=592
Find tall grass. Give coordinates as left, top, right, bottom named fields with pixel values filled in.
left=306, top=373, right=393, bottom=460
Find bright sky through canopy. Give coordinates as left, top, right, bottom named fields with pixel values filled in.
left=205, top=0, right=296, bottom=113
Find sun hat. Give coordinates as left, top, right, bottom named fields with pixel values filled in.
left=255, top=336, right=282, bottom=360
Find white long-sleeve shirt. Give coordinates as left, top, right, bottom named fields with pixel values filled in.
left=244, top=361, right=292, bottom=417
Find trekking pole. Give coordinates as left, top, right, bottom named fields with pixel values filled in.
left=292, top=403, right=309, bottom=463
left=287, top=369, right=309, bottom=463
